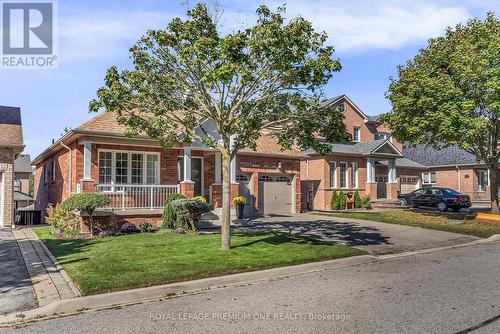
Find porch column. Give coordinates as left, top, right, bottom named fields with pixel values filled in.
left=214, top=152, right=222, bottom=184
left=365, top=158, right=377, bottom=200
left=80, top=141, right=95, bottom=192
left=180, top=148, right=194, bottom=198
left=387, top=159, right=399, bottom=199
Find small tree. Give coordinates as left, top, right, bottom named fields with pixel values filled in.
left=353, top=190, right=362, bottom=208
left=384, top=13, right=500, bottom=213
left=330, top=190, right=338, bottom=210
left=336, top=191, right=347, bottom=210
left=61, top=193, right=111, bottom=236
left=90, top=4, right=349, bottom=249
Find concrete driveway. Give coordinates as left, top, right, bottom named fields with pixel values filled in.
left=237, top=212, right=479, bottom=255
left=0, top=229, right=35, bottom=313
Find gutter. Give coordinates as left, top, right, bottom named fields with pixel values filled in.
left=60, top=141, right=72, bottom=195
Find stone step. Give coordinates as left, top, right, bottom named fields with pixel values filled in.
left=371, top=199, right=402, bottom=209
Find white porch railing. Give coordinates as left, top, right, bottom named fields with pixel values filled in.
left=96, top=184, right=180, bottom=210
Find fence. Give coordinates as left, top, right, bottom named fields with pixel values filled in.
left=96, top=184, right=180, bottom=210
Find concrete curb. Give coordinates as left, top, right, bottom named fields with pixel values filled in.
left=2, top=234, right=499, bottom=327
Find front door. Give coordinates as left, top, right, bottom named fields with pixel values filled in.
left=376, top=175, right=388, bottom=199
left=191, top=158, right=203, bottom=197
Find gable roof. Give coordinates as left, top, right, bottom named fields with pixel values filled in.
left=378, top=158, right=426, bottom=169
left=0, top=106, right=24, bottom=147
left=403, top=144, right=478, bottom=167
left=14, top=154, right=32, bottom=173
left=305, top=139, right=402, bottom=157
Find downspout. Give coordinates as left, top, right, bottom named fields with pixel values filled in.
left=456, top=165, right=461, bottom=192
left=60, top=141, right=72, bottom=195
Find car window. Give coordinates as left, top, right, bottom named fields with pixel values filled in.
left=429, top=189, right=442, bottom=195
left=413, top=189, right=425, bottom=195
left=442, top=188, right=460, bottom=195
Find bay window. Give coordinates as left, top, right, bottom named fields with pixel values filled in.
left=98, top=150, right=160, bottom=185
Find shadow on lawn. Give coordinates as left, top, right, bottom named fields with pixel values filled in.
left=39, top=237, right=111, bottom=265
left=231, top=231, right=330, bottom=249
left=239, top=218, right=391, bottom=246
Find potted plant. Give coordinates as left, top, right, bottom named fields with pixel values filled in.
left=233, top=196, right=246, bottom=219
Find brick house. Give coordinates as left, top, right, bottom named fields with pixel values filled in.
left=0, top=106, right=25, bottom=229
left=33, top=111, right=304, bottom=227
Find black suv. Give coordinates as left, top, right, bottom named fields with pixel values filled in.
left=398, top=187, right=471, bottom=212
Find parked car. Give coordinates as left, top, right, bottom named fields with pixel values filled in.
left=398, top=187, right=471, bottom=212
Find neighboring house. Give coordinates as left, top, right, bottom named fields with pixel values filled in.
left=0, top=106, right=25, bottom=229
left=301, top=96, right=425, bottom=211
left=13, top=154, right=34, bottom=209
left=404, top=145, right=499, bottom=203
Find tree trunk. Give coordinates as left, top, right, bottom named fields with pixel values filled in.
left=88, top=214, right=94, bottom=237
left=221, top=151, right=232, bottom=250
left=488, top=161, right=499, bottom=214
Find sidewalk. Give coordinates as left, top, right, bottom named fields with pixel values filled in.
left=0, top=229, right=35, bottom=313
left=11, top=228, right=80, bottom=308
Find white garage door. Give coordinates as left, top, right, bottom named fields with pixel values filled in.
left=400, top=176, right=419, bottom=194
left=258, top=174, right=293, bottom=215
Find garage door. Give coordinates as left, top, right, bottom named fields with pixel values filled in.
left=258, top=174, right=293, bottom=215
left=400, top=176, right=419, bottom=194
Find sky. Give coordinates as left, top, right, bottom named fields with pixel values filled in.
left=0, top=0, right=498, bottom=158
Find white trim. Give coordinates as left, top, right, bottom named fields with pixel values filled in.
left=339, top=162, right=348, bottom=188
left=353, top=127, right=361, bottom=142
left=422, top=171, right=436, bottom=185
left=83, top=141, right=92, bottom=180
left=214, top=153, right=222, bottom=184
left=97, top=149, right=161, bottom=185
left=371, top=139, right=402, bottom=156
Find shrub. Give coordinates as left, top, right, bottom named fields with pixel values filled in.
left=45, top=204, right=79, bottom=238
left=361, top=195, right=372, bottom=209
left=174, top=227, right=186, bottom=234
left=120, top=222, right=139, bottom=234
left=61, top=193, right=111, bottom=236
left=163, top=193, right=186, bottom=229
left=192, top=196, right=207, bottom=203
left=170, top=199, right=213, bottom=231
left=138, top=222, right=153, bottom=233
left=233, top=196, right=246, bottom=205
left=336, top=191, right=347, bottom=210
left=98, top=230, right=122, bottom=237
left=330, top=190, right=338, bottom=210
left=353, top=190, right=362, bottom=208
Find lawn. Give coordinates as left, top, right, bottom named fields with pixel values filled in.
left=318, top=210, right=500, bottom=238
left=33, top=227, right=365, bottom=295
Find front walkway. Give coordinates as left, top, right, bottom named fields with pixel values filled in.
left=11, top=228, right=79, bottom=308
left=0, top=229, right=35, bottom=313
left=236, top=212, right=479, bottom=255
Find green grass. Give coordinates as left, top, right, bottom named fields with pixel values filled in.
left=318, top=210, right=500, bottom=238
left=33, top=227, right=365, bottom=295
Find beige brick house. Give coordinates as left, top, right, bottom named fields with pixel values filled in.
left=0, top=106, right=25, bottom=229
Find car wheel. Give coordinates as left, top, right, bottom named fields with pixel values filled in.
left=399, top=198, right=408, bottom=206
left=437, top=201, right=448, bottom=212
left=451, top=207, right=461, bottom=212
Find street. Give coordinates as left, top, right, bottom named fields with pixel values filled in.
left=2, top=241, right=499, bottom=334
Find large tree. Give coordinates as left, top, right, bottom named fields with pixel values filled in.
left=90, top=4, right=349, bottom=249
left=384, top=13, right=500, bottom=213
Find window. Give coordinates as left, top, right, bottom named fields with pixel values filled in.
left=374, top=132, right=391, bottom=141
left=131, top=153, right=143, bottom=184
left=329, top=162, right=336, bottom=188
left=146, top=154, right=159, bottom=184
left=276, top=176, right=291, bottom=182
left=98, top=151, right=160, bottom=185
left=51, top=160, right=56, bottom=181
left=338, top=103, right=346, bottom=112
left=236, top=174, right=249, bottom=182
left=43, top=165, right=47, bottom=184
left=478, top=170, right=489, bottom=192
left=422, top=172, right=436, bottom=185
left=351, top=162, right=358, bottom=188
left=353, top=127, right=360, bottom=142
left=115, top=152, right=128, bottom=184
left=339, top=162, right=348, bottom=188
left=98, top=152, right=112, bottom=184
left=258, top=175, right=273, bottom=182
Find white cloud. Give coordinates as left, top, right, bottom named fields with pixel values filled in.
left=58, top=10, right=178, bottom=61
left=221, top=0, right=471, bottom=52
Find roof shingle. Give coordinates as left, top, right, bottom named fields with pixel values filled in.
left=0, top=106, right=23, bottom=146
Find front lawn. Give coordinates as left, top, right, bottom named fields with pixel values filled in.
left=318, top=210, right=500, bottom=238
left=33, top=227, right=364, bottom=295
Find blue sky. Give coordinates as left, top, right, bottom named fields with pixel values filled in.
left=0, top=0, right=498, bottom=157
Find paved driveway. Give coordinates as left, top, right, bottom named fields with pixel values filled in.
left=0, top=229, right=35, bottom=313
left=237, top=212, right=479, bottom=255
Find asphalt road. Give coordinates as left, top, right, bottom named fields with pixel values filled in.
left=3, top=242, right=500, bottom=334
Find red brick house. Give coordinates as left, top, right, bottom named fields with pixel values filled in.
left=33, top=112, right=304, bottom=226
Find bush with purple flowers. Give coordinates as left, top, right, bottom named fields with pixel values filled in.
left=120, top=222, right=139, bottom=234
left=174, top=227, right=186, bottom=234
